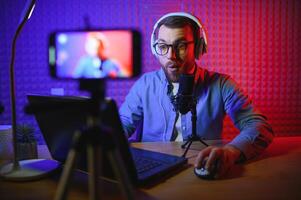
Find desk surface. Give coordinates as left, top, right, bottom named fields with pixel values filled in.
left=1, top=137, right=301, bottom=200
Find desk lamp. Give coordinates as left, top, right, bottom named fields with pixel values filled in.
left=0, top=0, right=60, bottom=181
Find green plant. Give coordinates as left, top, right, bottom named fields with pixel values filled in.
left=16, top=123, right=36, bottom=143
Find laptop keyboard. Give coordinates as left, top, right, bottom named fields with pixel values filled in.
left=134, top=156, right=163, bottom=174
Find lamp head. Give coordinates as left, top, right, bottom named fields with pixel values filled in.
left=19, top=0, right=36, bottom=25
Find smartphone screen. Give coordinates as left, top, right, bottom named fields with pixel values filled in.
left=49, top=30, right=140, bottom=79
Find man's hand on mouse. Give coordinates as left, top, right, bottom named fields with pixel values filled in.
left=194, top=145, right=242, bottom=178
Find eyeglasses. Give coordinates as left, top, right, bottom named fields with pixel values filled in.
left=153, top=41, right=194, bottom=56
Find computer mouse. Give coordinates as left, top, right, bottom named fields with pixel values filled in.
left=194, top=159, right=219, bottom=180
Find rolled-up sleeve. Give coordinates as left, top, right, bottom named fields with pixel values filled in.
left=221, top=76, right=274, bottom=160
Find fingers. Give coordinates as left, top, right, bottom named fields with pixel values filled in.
left=195, top=146, right=222, bottom=170
left=216, top=153, right=228, bottom=178
left=195, top=146, right=239, bottom=179
left=205, top=147, right=223, bottom=170
left=194, top=146, right=213, bottom=168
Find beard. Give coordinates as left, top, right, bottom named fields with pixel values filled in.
left=161, top=61, right=182, bottom=82
left=160, top=56, right=196, bottom=82
left=162, top=67, right=179, bottom=82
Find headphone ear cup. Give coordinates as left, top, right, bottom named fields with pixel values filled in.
left=200, top=37, right=207, bottom=55
left=195, top=37, right=205, bottom=59
left=194, top=39, right=200, bottom=59
left=195, top=37, right=206, bottom=59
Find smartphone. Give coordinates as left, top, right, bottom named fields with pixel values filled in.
left=49, top=30, right=141, bottom=79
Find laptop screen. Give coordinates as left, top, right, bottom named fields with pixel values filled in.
left=27, top=94, right=138, bottom=180
left=27, top=94, right=187, bottom=186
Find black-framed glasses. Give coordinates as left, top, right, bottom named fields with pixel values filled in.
left=153, top=41, right=194, bottom=56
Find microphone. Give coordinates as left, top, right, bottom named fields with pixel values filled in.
left=174, top=74, right=195, bottom=114
left=175, top=73, right=209, bottom=157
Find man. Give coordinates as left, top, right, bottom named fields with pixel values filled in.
left=119, top=12, right=273, bottom=178
left=74, top=33, right=121, bottom=78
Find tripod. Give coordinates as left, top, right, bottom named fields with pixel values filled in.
left=54, top=80, right=134, bottom=200
left=181, top=100, right=209, bottom=158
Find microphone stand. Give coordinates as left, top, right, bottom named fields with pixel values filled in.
left=0, top=0, right=60, bottom=181
left=181, top=97, right=209, bottom=158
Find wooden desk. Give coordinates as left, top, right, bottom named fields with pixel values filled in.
left=0, top=137, right=301, bottom=200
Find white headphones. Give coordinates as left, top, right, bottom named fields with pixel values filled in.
left=150, top=12, right=208, bottom=59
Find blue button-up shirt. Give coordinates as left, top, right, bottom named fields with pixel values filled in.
left=119, top=67, right=274, bottom=160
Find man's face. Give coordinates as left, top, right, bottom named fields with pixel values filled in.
left=156, top=25, right=196, bottom=82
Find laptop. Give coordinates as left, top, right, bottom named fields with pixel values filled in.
left=27, top=94, right=187, bottom=186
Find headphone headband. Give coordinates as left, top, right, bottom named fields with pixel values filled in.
left=151, top=12, right=207, bottom=59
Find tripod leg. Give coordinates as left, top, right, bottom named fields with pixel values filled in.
left=181, top=140, right=190, bottom=149
left=87, top=144, right=101, bottom=200
left=54, top=148, right=78, bottom=200
left=199, top=139, right=209, bottom=147
left=182, top=140, right=193, bottom=158
left=107, top=150, right=134, bottom=200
